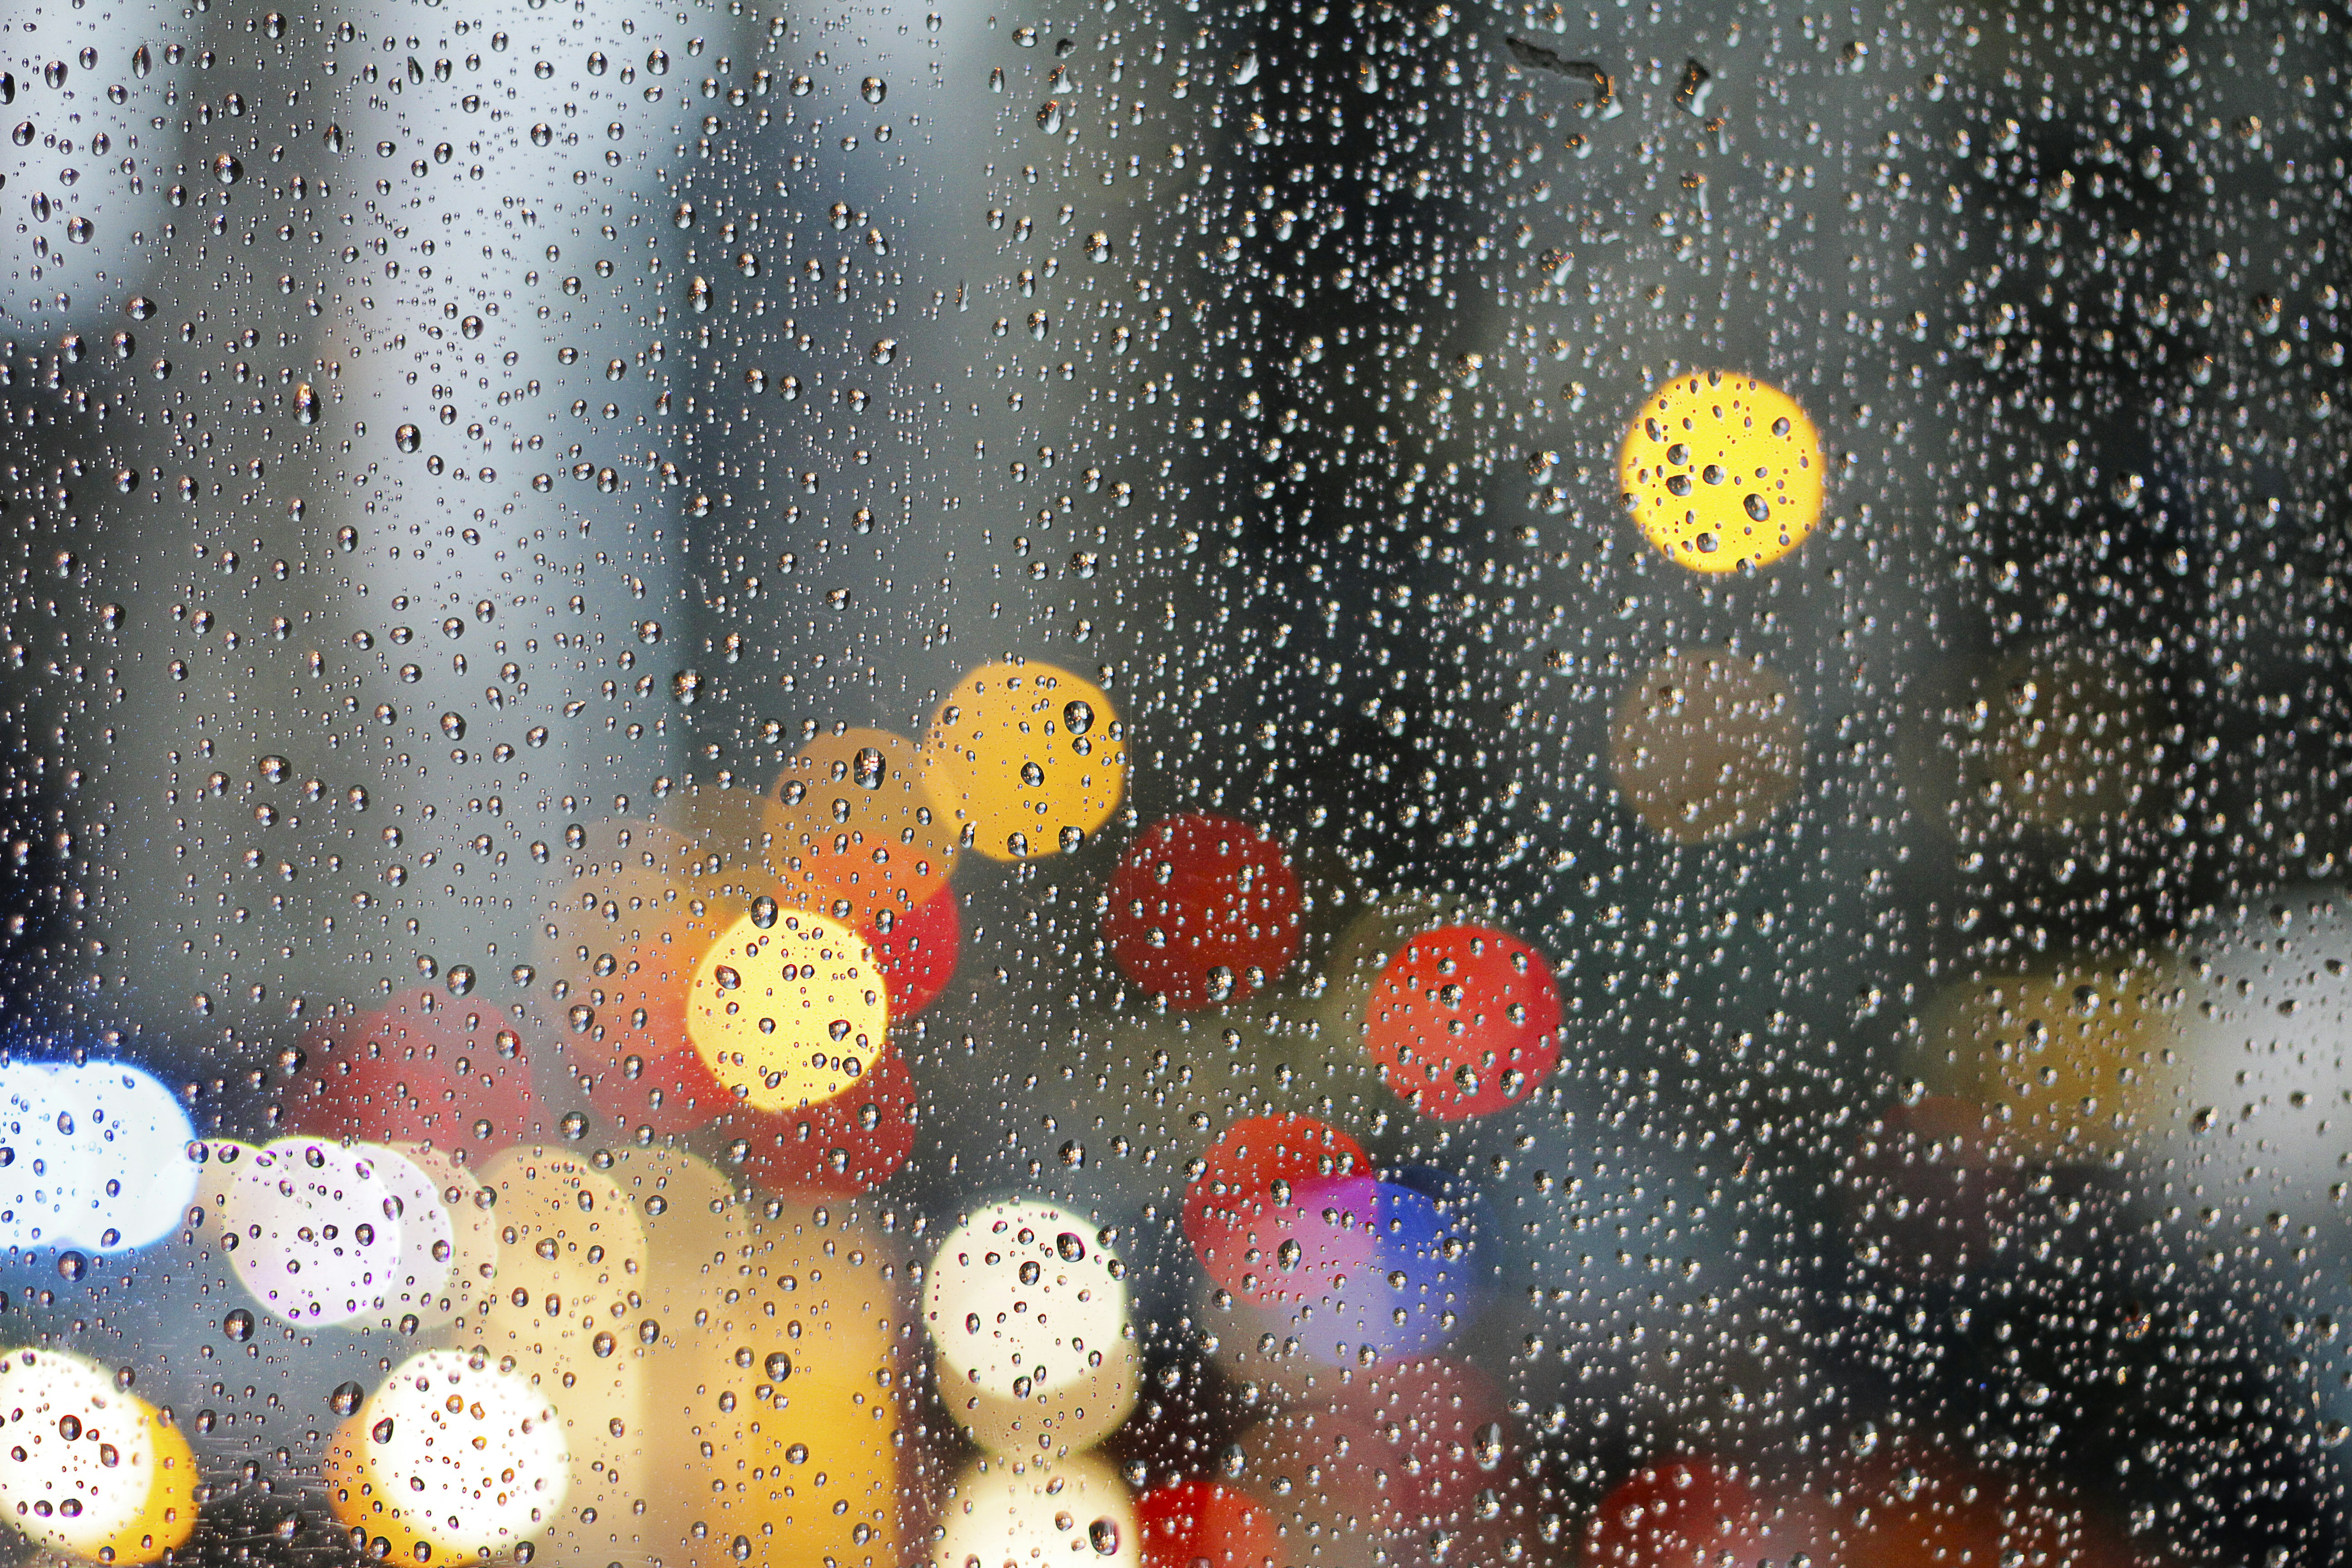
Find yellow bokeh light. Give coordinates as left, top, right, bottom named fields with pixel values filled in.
left=765, top=727, right=958, bottom=928
left=475, top=1147, right=650, bottom=1552
left=1918, top=955, right=2185, bottom=1160
left=0, top=1347, right=196, bottom=1566
left=1619, top=371, right=1823, bottom=573
left=1610, top=648, right=1803, bottom=843
left=326, top=1348, right=568, bottom=1562
left=687, top=909, right=888, bottom=1113
left=617, top=1151, right=903, bottom=1568
left=921, top=661, right=1126, bottom=862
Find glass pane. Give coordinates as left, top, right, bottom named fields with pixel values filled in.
left=0, top=0, right=2344, bottom=1565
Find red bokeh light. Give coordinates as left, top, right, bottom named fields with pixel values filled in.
left=1362, top=924, right=1562, bottom=1119
left=1181, top=1113, right=1372, bottom=1306
left=1102, top=813, right=1303, bottom=1010
left=1136, top=1482, right=1277, bottom=1568
left=864, top=877, right=961, bottom=1019
left=284, top=987, right=540, bottom=1152
left=1584, top=1456, right=1763, bottom=1568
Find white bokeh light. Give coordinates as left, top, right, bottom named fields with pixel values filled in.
left=926, top=1198, right=1134, bottom=1453
left=341, top=1348, right=570, bottom=1558
left=227, top=1138, right=405, bottom=1325
left=937, top=1452, right=1141, bottom=1568
left=49, top=1061, right=198, bottom=1252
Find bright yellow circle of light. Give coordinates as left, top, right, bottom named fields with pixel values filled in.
left=1619, top=371, right=1823, bottom=573
left=688, top=908, right=889, bottom=1113
left=325, top=1348, right=568, bottom=1561
left=921, top=661, right=1126, bottom=862
left=0, top=1347, right=197, bottom=1565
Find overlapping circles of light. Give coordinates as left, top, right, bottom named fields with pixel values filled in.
left=227, top=1138, right=407, bottom=1326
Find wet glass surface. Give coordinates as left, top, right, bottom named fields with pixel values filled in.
left=0, top=0, right=2347, bottom=1564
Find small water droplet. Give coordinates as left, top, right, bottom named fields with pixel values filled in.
left=212, top=152, right=242, bottom=185
left=223, top=1308, right=255, bottom=1343
left=330, top=1382, right=364, bottom=1416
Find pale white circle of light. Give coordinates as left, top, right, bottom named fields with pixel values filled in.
left=0, top=1346, right=171, bottom=1558
left=924, top=1198, right=1130, bottom=1446
left=228, top=1138, right=406, bottom=1325
left=361, top=1144, right=457, bottom=1330
left=49, top=1061, right=199, bottom=1252
left=359, top=1348, right=571, bottom=1555
left=936, top=1451, right=1141, bottom=1568
left=379, top=1142, right=499, bottom=1330
left=0, top=1062, right=90, bottom=1251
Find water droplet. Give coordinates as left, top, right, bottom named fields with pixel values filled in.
left=330, top=1382, right=364, bottom=1416
left=1473, top=1421, right=1504, bottom=1469
left=55, top=1252, right=85, bottom=1282
left=395, top=424, right=421, bottom=453
left=591, top=1331, right=617, bottom=1358
left=446, top=964, right=475, bottom=997
left=1089, top=1520, right=1121, bottom=1555
left=861, top=76, right=887, bottom=103
left=765, top=1351, right=792, bottom=1381
left=750, top=896, right=779, bottom=929
left=212, top=152, right=242, bottom=185
left=223, top=1308, right=255, bottom=1343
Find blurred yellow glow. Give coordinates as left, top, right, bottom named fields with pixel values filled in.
left=937, top=1452, right=1141, bottom=1568
left=661, top=784, right=784, bottom=901
left=764, top=727, right=958, bottom=928
left=619, top=1169, right=905, bottom=1568
left=1609, top=649, right=1803, bottom=843
left=921, top=661, right=1126, bottom=862
left=475, top=1147, right=650, bottom=1556
left=529, top=816, right=736, bottom=977
left=1961, top=647, right=2153, bottom=830
left=1619, top=371, right=1823, bottom=573
left=325, top=1348, right=568, bottom=1561
left=1919, top=955, right=2184, bottom=1160
left=926, top=1198, right=1135, bottom=1455
left=688, top=909, right=888, bottom=1114
left=0, top=1347, right=195, bottom=1565
left=227, top=1139, right=407, bottom=1326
